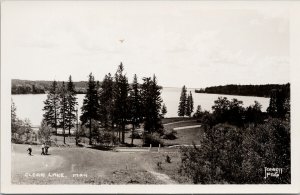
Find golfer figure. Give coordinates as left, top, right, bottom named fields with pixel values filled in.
left=41, top=143, right=45, bottom=155
left=27, top=145, right=32, bottom=156
left=45, top=145, right=49, bottom=155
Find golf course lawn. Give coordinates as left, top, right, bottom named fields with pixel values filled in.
left=12, top=144, right=190, bottom=184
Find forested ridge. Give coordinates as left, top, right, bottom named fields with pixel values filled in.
left=12, top=79, right=91, bottom=94
left=195, top=83, right=290, bottom=97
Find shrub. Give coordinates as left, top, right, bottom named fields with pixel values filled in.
left=129, top=130, right=142, bottom=139
left=98, top=130, right=119, bottom=145
left=161, top=130, right=177, bottom=140
left=143, top=133, right=164, bottom=147
left=166, top=155, right=171, bottom=163
left=179, top=119, right=290, bottom=184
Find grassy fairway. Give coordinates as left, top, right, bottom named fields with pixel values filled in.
left=12, top=144, right=189, bottom=184
left=12, top=118, right=201, bottom=184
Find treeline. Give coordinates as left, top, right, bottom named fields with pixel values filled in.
left=195, top=83, right=290, bottom=97
left=180, top=87, right=290, bottom=184
left=11, top=79, right=89, bottom=94
left=38, top=62, right=167, bottom=146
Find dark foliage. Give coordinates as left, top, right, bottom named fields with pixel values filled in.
left=143, top=133, right=164, bottom=147
left=113, top=63, right=130, bottom=143
left=80, top=73, right=101, bottom=145
left=178, top=85, right=187, bottom=117
left=195, top=83, right=290, bottom=98
left=128, top=74, right=143, bottom=144
left=65, top=76, right=78, bottom=135
left=161, top=130, right=177, bottom=140
left=180, top=119, right=290, bottom=184
left=11, top=79, right=95, bottom=94
left=99, top=73, right=115, bottom=128
left=141, top=75, right=164, bottom=135
left=267, top=87, right=290, bottom=119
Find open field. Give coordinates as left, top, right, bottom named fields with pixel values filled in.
left=12, top=144, right=190, bottom=184
left=163, top=127, right=203, bottom=146
left=12, top=119, right=202, bottom=184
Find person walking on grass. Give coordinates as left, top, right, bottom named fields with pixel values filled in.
left=45, top=144, right=49, bottom=155
left=27, top=145, right=32, bottom=156
left=41, top=143, right=45, bottom=155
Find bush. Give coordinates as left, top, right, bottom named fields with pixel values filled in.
left=166, top=155, right=171, bottom=163
left=161, top=130, right=177, bottom=140
left=129, top=130, right=142, bottom=139
left=98, top=130, right=119, bottom=145
left=179, top=119, right=290, bottom=184
left=143, top=133, right=164, bottom=147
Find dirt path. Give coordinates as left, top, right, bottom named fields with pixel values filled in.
left=173, top=125, right=201, bottom=130
left=147, top=170, right=177, bottom=184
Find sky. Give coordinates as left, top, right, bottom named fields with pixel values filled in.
left=2, top=1, right=289, bottom=88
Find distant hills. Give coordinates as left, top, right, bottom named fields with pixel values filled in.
left=12, top=79, right=290, bottom=98
left=11, top=79, right=89, bottom=94
left=195, top=83, right=290, bottom=98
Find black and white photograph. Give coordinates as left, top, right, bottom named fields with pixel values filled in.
left=1, top=0, right=300, bottom=194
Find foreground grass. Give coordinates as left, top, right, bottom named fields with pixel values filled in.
left=12, top=144, right=189, bottom=184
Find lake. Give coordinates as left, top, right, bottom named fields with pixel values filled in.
left=12, top=87, right=270, bottom=126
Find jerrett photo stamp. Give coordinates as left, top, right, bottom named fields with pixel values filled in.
left=1, top=0, right=300, bottom=194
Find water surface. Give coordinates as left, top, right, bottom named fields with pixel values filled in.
left=12, top=87, right=270, bottom=126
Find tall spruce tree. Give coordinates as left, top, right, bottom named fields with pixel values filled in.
left=186, top=91, right=194, bottom=117
left=99, top=73, right=114, bottom=128
left=59, top=81, right=68, bottom=144
left=113, top=63, right=130, bottom=143
left=186, top=94, right=191, bottom=117
left=189, top=91, right=194, bottom=114
left=80, top=73, right=100, bottom=145
left=129, top=74, right=143, bottom=145
left=66, top=75, right=78, bottom=135
left=178, top=85, right=187, bottom=117
left=43, top=80, right=60, bottom=134
left=141, top=75, right=163, bottom=134
left=267, top=88, right=289, bottom=118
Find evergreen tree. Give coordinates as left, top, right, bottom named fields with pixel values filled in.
left=141, top=75, right=163, bottom=134
left=161, top=103, right=167, bottom=118
left=113, top=63, right=130, bottom=143
left=267, top=89, right=288, bottom=118
left=59, top=81, right=68, bottom=144
left=189, top=91, right=194, bottom=114
left=66, top=75, right=78, bottom=135
left=129, top=74, right=143, bottom=145
left=80, top=73, right=100, bottom=145
left=178, top=85, right=187, bottom=117
left=99, top=73, right=114, bottom=128
left=43, top=80, right=60, bottom=134
left=185, top=91, right=194, bottom=117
